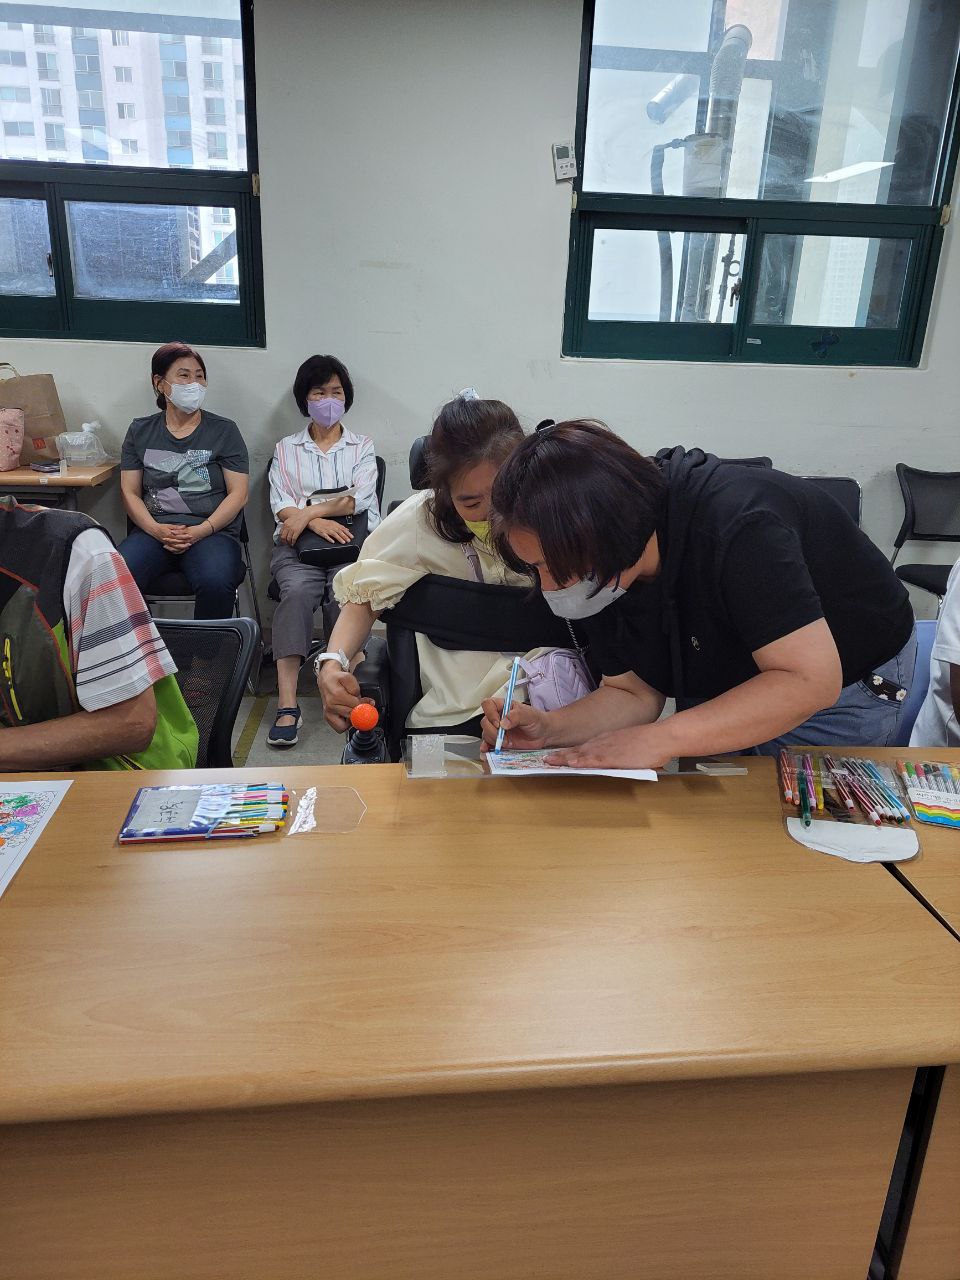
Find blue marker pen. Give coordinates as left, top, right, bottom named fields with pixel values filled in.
left=495, top=656, right=521, bottom=755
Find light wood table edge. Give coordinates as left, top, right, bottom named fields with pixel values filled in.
left=4, top=1049, right=959, bottom=1129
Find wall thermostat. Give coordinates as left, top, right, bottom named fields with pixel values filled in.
left=552, top=141, right=577, bottom=181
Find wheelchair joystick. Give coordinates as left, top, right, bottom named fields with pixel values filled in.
left=341, top=704, right=388, bottom=764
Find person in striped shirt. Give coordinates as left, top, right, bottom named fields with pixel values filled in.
left=267, top=354, right=381, bottom=747
left=0, top=498, right=198, bottom=771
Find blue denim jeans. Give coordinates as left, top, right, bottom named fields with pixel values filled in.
left=118, top=528, right=244, bottom=620
left=752, top=628, right=918, bottom=757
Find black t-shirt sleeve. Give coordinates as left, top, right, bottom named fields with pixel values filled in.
left=719, top=515, right=825, bottom=653
left=119, top=423, right=141, bottom=470
left=582, top=585, right=673, bottom=694
left=217, top=420, right=249, bottom=474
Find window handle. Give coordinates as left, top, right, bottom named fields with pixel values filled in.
left=46, top=252, right=54, bottom=278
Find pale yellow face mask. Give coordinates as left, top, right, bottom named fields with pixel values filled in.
left=463, top=519, right=491, bottom=543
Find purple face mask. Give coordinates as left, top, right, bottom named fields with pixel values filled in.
left=307, top=397, right=346, bottom=429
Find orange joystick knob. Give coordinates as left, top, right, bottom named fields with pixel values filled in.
left=350, top=704, right=379, bottom=732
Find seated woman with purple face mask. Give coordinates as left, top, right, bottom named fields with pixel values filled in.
left=266, top=353, right=381, bottom=748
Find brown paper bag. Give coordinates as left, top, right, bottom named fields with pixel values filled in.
left=0, top=362, right=67, bottom=462
left=0, top=407, right=24, bottom=471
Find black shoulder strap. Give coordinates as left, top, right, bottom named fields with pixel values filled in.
left=386, top=574, right=571, bottom=653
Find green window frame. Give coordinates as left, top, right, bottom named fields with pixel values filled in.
left=0, top=0, right=264, bottom=348
left=563, top=1, right=960, bottom=368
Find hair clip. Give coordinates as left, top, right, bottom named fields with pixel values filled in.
left=457, top=386, right=480, bottom=401
left=534, top=419, right=556, bottom=433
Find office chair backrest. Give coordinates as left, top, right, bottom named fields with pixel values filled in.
left=894, top=464, right=960, bottom=550
left=805, top=476, right=862, bottom=526
left=719, top=456, right=773, bottom=467
left=409, top=436, right=430, bottom=490
left=381, top=575, right=575, bottom=760
left=892, top=618, right=937, bottom=746
left=154, top=616, right=260, bottom=768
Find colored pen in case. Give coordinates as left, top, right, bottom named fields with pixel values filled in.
left=823, top=756, right=856, bottom=811
left=495, top=656, right=521, bottom=755
left=811, top=756, right=824, bottom=812
left=844, top=759, right=893, bottom=821
left=860, top=766, right=900, bottom=822
left=863, top=762, right=911, bottom=821
left=847, top=778, right=882, bottom=826
left=797, top=769, right=812, bottom=828
left=778, top=750, right=794, bottom=803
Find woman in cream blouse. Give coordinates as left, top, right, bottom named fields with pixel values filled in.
left=316, top=395, right=529, bottom=733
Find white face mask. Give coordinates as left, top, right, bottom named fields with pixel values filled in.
left=543, top=576, right=626, bottom=619
left=166, top=381, right=206, bottom=413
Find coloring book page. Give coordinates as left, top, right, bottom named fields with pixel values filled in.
left=485, top=749, right=656, bottom=782
left=0, top=781, right=72, bottom=899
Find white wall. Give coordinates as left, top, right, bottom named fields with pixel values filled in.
left=3, top=0, right=959, bottom=616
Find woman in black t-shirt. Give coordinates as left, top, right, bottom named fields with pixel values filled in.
left=118, top=342, right=250, bottom=619
left=480, top=421, right=915, bottom=769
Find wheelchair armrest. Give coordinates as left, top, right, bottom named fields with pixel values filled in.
left=354, top=634, right=389, bottom=719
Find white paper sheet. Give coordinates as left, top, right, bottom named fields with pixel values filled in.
left=0, top=780, right=73, bottom=899
left=786, top=816, right=918, bottom=863
left=485, top=749, right=657, bottom=782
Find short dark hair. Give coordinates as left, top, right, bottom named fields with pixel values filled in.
left=152, top=341, right=207, bottom=409
left=426, top=397, right=524, bottom=543
left=491, top=420, right=667, bottom=586
left=292, top=354, right=355, bottom=415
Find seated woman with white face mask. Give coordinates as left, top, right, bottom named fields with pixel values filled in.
left=266, top=353, right=381, bottom=749
left=316, top=394, right=532, bottom=738
left=118, top=341, right=250, bottom=620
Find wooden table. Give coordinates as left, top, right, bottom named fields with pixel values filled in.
left=0, top=461, right=117, bottom=509
left=877, top=749, right=960, bottom=940
left=2, top=761, right=959, bottom=1280
left=847, top=749, right=960, bottom=1280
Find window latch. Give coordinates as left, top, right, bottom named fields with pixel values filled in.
left=46, top=252, right=54, bottom=278
left=729, top=278, right=742, bottom=305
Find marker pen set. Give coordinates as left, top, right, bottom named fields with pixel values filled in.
left=894, top=760, right=960, bottom=829
left=119, top=783, right=289, bottom=844
left=778, top=752, right=910, bottom=829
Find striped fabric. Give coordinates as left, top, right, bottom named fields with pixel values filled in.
left=63, top=529, right=177, bottom=712
left=269, top=425, right=381, bottom=542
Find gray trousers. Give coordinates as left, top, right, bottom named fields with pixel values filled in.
left=269, top=543, right=341, bottom=661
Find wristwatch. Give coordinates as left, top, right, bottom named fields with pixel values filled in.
left=313, top=648, right=350, bottom=677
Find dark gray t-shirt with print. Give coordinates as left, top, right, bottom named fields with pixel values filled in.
left=120, top=410, right=249, bottom=538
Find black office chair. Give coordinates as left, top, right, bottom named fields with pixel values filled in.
left=719, top=456, right=773, bottom=468
left=891, top=464, right=960, bottom=603
left=804, top=476, right=862, bottom=526
left=154, top=616, right=260, bottom=768
left=387, top=436, right=430, bottom=514
left=352, top=575, right=581, bottom=762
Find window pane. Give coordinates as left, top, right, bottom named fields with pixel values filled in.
left=0, top=198, right=54, bottom=296
left=752, top=234, right=911, bottom=328
left=586, top=0, right=960, bottom=204
left=0, top=4, right=248, bottom=170
left=66, top=201, right=240, bottom=305
left=593, top=0, right=713, bottom=53
left=588, top=227, right=745, bottom=323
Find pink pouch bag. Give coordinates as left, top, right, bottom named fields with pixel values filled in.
left=0, top=407, right=24, bottom=471
left=519, top=647, right=596, bottom=712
